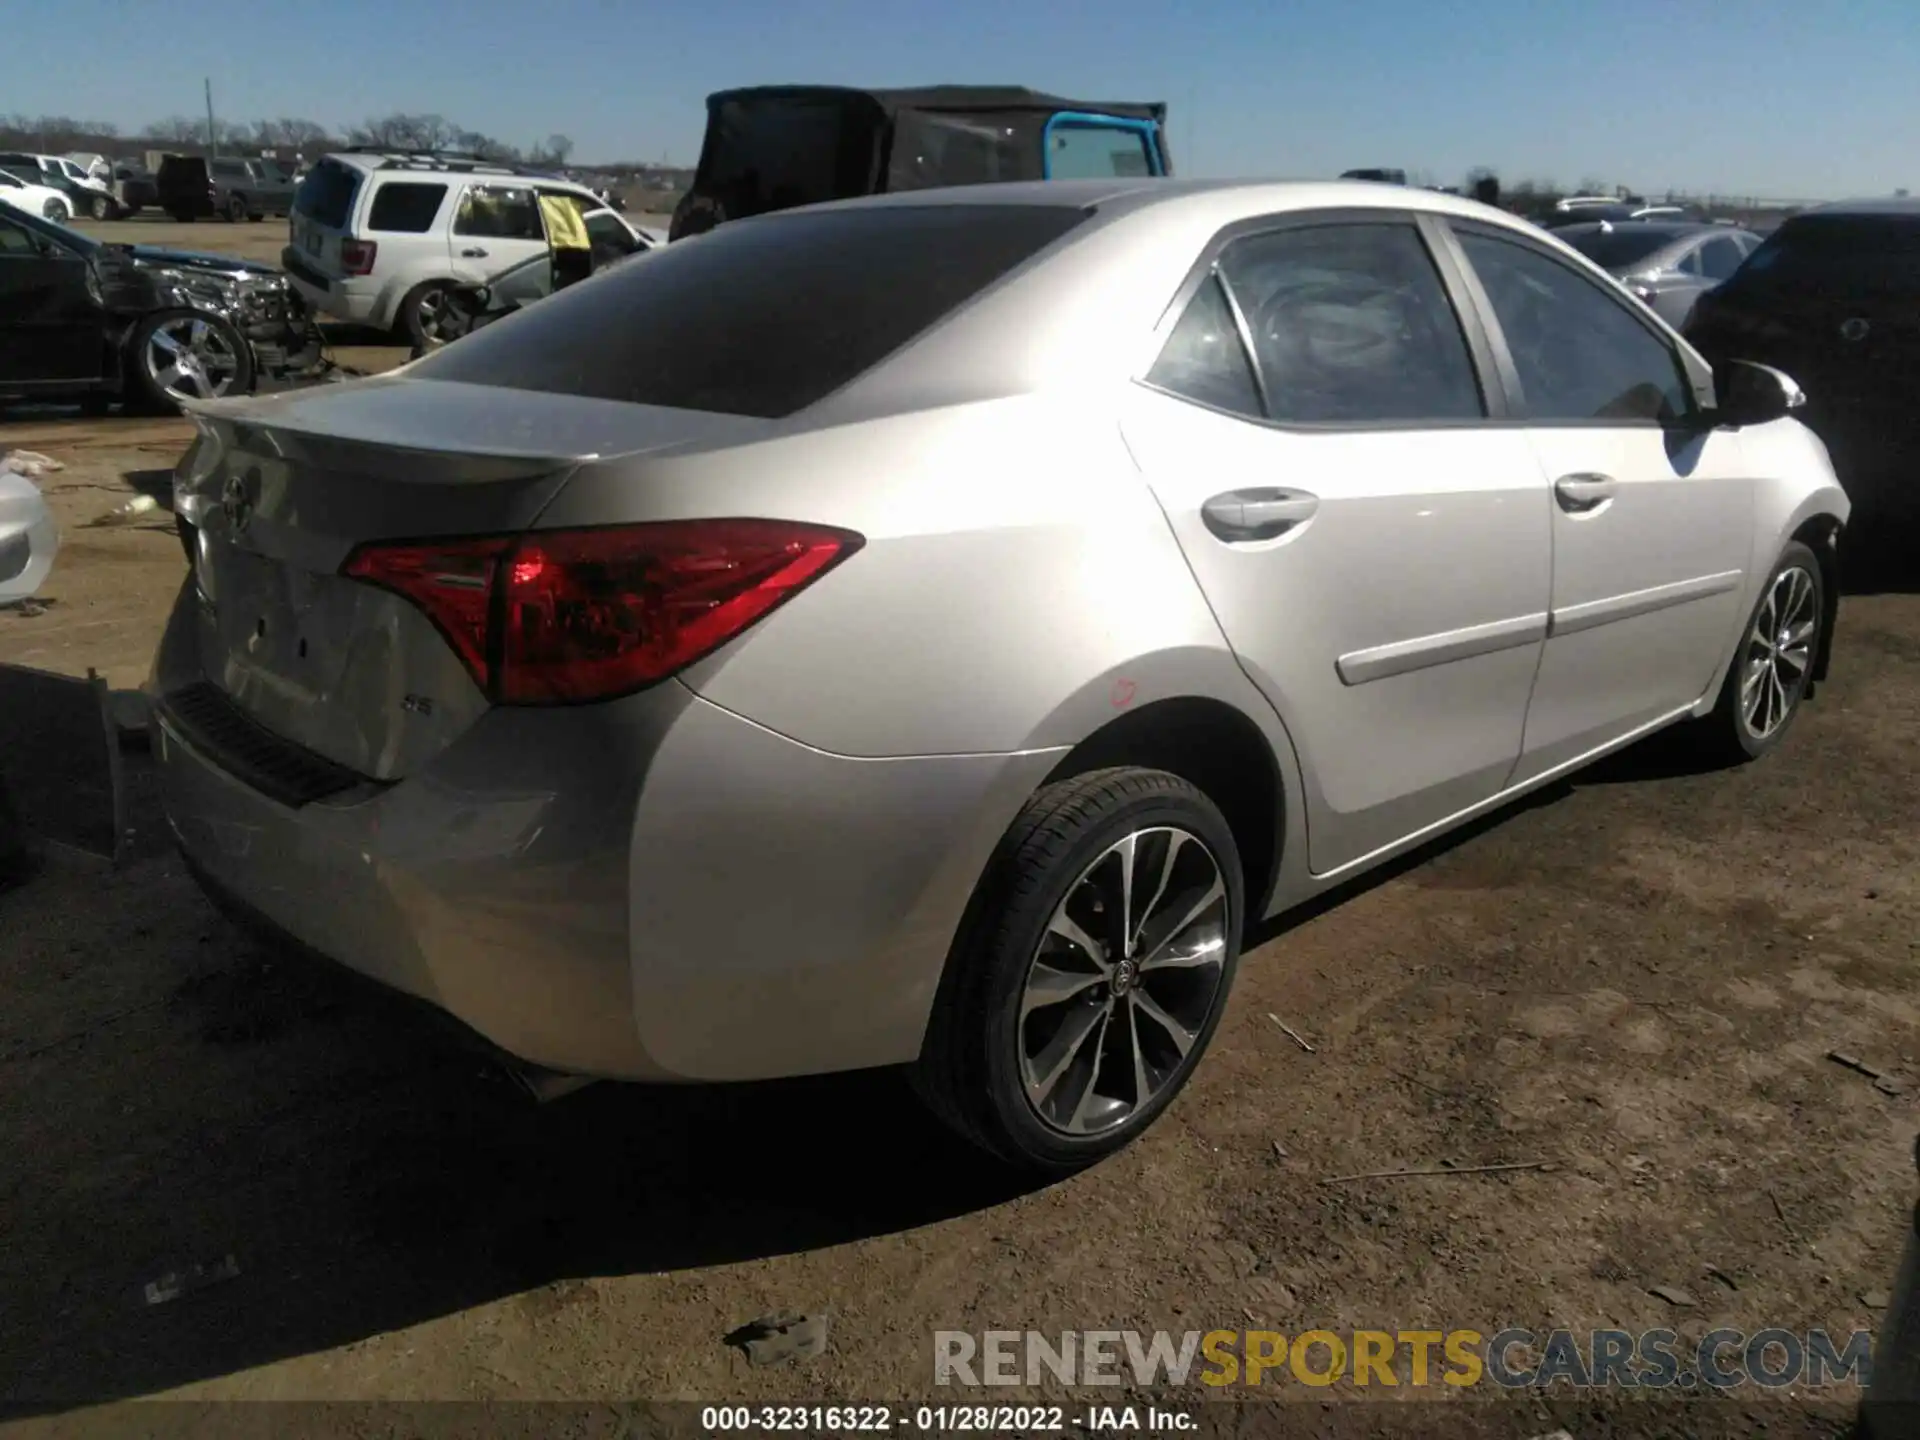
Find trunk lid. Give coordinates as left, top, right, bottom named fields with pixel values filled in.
left=173, top=376, right=767, bottom=780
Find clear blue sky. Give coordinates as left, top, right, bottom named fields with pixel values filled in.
left=10, top=0, right=1916, bottom=198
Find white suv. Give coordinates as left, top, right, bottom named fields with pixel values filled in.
left=282, top=150, right=651, bottom=343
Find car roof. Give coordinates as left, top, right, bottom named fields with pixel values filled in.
left=703, top=85, right=1166, bottom=124
left=778, top=177, right=1566, bottom=234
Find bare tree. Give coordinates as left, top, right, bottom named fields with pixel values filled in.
left=142, top=115, right=207, bottom=146
left=533, top=133, right=573, bottom=167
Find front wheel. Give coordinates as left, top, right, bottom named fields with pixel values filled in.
left=225, top=195, right=247, bottom=223
left=913, top=767, right=1244, bottom=1175
left=88, top=193, right=112, bottom=220
left=125, top=310, right=255, bottom=413
left=1697, top=539, right=1825, bottom=763
left=42, top=198, right=70, bottom=222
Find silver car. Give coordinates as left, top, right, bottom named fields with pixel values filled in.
left=1557, top=219, right=1763, bottom=328
left=152, top=180, right=1848, bottom=1173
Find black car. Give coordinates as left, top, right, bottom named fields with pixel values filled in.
left=1686, top=198, right=1920, bottom=535
left=0, top=200, right=321, bottom=411
left=157, top=153, right=298, bottom=222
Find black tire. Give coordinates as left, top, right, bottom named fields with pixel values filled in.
left=394, top=281, right=454, bottom=347
left=167, top=207, right=192, bottom=223
left=912, top=767, right=1244, bottom=1175
left=41, top=198, right=69, bottom=222
left=225, top=194, right=247, bottom=223
left=88, top=193, right=111, bottom=220
left=124, top=309, right=255, bottom=414
left=1696, top=539, right=1825, bottom=764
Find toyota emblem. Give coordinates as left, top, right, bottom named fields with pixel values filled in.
left=1840, top=317, right=1871, bottom=343
left=221, top=471, right=256, bottom=534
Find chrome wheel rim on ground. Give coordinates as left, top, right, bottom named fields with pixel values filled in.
left=1018, top=826, right=1230, bottom=1136
left=144, top=317, right=241, bottom=403
left=414, top=288, right=452, bottom=342
left=1741, top=565, right=1817, bottom=740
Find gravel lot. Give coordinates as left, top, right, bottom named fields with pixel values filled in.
left=0, top=220, right=1914, bottom=1438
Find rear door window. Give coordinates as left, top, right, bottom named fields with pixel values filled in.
left=1217, top=222, right=1485, bottom=424
left=407, top=203, right=1088, bottom=417
left=294, top=159, right=361, bottom=228
left=454, top=185, right=542, bottom=240
left=367, top=181, right=448, bottom=233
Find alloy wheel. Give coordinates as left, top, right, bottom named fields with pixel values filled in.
left=1740, top=564, right=1817, bottom=740
left=144, top=317, right=241, bottom=403
left=414, top=288, right=451, bottom=342
left=1017, top=826, right=1230, bottom=1136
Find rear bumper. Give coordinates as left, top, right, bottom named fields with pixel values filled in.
left=148, top=588, right=1059, bottom=1082
left=282, top=250, right=381, bottom=327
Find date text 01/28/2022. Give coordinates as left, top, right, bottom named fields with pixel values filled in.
left=700, top=1405, right=1196, bottom=1432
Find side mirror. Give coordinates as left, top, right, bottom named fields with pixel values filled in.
left=1714, top=360, right=1805, bottom=427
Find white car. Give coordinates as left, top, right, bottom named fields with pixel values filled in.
left=282, top=150, right=652, bottom=344
left=0, top=167, right=73, bottom=221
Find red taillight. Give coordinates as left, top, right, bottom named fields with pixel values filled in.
left=342, top=520, right=863, bottom=705
left=340, top=238, right=378, bottom=275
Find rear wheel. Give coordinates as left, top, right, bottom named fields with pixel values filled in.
left=225, top=194, right=247, bottom=223
left=1697, top=540, right=1824, bottom=763
left=126, top=310, right=254, bottom=413
left=913, top=767, right=1243, bottom=1175
left=41, top=197, right=70, bottom=222
left=395, top=281, right=455, bottom=347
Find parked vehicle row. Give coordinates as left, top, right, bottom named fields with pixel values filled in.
left=158, top=153, right=298, bottom=222
left=0, top=166, right=76, bottom=222
left=0, top=151, right=122, bottom=219
left=0, top=201, right=321, bottom=411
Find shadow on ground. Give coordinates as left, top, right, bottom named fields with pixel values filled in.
left=0, top=755, right=1038, bottom=1414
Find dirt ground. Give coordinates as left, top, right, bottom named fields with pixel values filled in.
left=1, top=220, right=1916, bottom=1438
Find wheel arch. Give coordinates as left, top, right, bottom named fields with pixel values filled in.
left=1788, top=511, right=1842, bottom=685
left=1037, top=695, right=1287, bottom=921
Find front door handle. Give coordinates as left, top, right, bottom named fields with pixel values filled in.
left=1201, top=488, right=1320, bottom=543
left=1554, top=473, right=1617, bottom=513
left=460, top=246, right=489, bottom=258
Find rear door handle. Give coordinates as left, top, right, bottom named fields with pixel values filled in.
left=1201, top=488, right=1320, bottom=543
left=460, top=246, right=489, bottom=258
left=1554, top=473, right=1617, bottom=513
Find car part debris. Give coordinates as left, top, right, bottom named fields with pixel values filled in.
left=88, top=493, right=162, bottom=527
left=0, top=469, right=58, bottom=605
left=726, top=1310, right=830, bottom=1366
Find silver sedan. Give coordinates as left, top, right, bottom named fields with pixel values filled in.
left=152, top=180, right=1848, bottom=1174
left=1557, top=219, right=1763, bottom=328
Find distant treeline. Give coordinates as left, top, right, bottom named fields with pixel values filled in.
left=0, top=111, right=691, bottom=181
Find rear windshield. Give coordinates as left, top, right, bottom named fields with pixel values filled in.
left=1562, top=227, right=1678, bottom=270
left=158, top=156, right=205, bottom=182
left=1736, top=214, right=1920, bottom=291
left=407, top=203, right=1089, bottom=418
left=294, top=159, right=362, bottom=229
